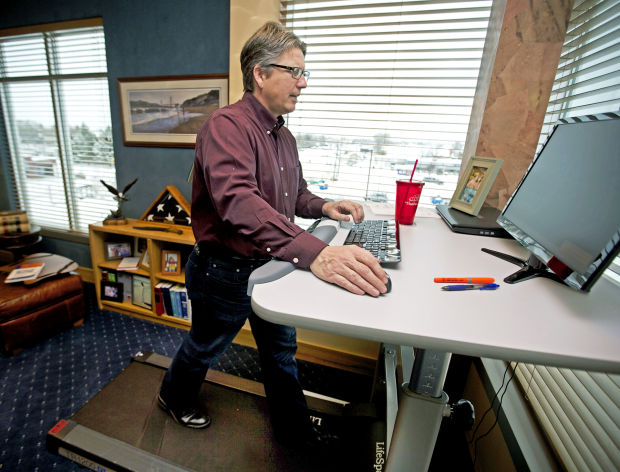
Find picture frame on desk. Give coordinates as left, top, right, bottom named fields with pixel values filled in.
left=449, top=156, right=503, bottom=216
left=117, top=74, right=229, bottom=148
left=100, top=280, right=123, bottom=302
left=104, top=241, right=131, bottom=260
left=162, top=250, right=181, bottom=275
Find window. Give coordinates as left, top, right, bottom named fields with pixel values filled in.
left=0, top=19, right=116, bottom=233
left=512, top=2, right=620, bottom=471
left=539, top=0, right=620, bottom=138
left=281, top=0, right=492, bottom=208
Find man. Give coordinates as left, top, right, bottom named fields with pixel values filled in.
left=158, top=21, right=388, bottom=445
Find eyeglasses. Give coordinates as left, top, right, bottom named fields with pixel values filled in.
left=268, top=64, right=310, bottom=80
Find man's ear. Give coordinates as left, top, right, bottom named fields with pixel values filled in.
left=253, top=65, right=265, bottom=89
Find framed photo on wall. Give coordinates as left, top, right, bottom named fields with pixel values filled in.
left=449, top=156, right=504, bottom=216
left=118, top=74, right=229, bottom=147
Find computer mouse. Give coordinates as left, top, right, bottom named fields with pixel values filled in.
left=384, top=273, right=392, bottom=294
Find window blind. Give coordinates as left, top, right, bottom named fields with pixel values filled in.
left=513, top=365, right=620, bottom=472
left=513, top=2, right=620, bottom=471
left=0, top=21, right=116, bottom=233
left=281, top=0, right=491, bottom=207
left=538, top=0, right=620, bottom=139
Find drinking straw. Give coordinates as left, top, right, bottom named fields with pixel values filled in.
left=409, top=159, right=418, bottom=182
left=398, top=159, right=420, bottom=224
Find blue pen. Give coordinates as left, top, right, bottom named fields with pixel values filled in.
left=441, top=283, right=500, bottom=291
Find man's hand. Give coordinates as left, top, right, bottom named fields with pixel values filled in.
left=322, top=200, right=364, bottom=224
left=310, top=245, right=388, bottom=296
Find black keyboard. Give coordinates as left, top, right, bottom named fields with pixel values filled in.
left=344, top=219, right=400, bottom=263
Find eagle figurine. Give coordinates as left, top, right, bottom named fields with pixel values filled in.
left=100, top=178, right=138, bottom=222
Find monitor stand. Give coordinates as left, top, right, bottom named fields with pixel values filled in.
left=481, top=247, right=566, bottom=286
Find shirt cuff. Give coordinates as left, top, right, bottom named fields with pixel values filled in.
left=281, top=230, right=328, bottom=268
left=308, top=197, right=327, bottom=217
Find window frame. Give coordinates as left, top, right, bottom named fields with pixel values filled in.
left=0, top=18, right=116, bottom=234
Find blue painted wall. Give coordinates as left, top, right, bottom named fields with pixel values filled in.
left=0, top=0, right=230, bottom=266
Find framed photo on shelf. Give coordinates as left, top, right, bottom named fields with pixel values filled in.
left=162, top=250, right=181, bottom=275
left=118, top=74, right=229, bottom=148
left=134, top=237, right=147, bottom=258
left=139, top=250, right=150, bottom=270
left=132, top=275, right=152, bottom=309
left=104, top=241, right=132, bottom=260
left=449, top=156, right=504, bottom=216
left=100, top=280, right=124, bottom=302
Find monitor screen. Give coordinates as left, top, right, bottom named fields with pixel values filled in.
left=496, top=112, right=620, bottom=291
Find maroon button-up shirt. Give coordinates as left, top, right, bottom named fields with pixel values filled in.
left=191, top=92, right=328, bottom=268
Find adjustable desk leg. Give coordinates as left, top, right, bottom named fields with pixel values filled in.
left=385, top=349, right=452, bottom=472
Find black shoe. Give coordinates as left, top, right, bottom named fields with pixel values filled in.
left=157, top=393, right=211, bottom=429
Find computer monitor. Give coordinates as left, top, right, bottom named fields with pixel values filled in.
left=489, top=112, right=620, bottom=292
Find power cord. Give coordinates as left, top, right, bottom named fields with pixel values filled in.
left=470, top=362, right=520, bottom=467
left=468, top=362, right=512, bottom=443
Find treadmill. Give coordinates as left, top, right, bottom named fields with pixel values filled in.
left=47, top=351, right=386, bottom=472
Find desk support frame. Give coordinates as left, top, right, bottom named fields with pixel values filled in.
left=386, top=348, right=452, bottom=472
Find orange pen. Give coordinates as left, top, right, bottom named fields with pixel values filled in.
left=434, top=277, right=495, bottom=284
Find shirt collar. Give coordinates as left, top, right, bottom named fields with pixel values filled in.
left=243, top=91, right=284, bottom=135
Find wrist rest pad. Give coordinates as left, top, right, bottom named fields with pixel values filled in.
left=246, top=224, right=337, bottom=296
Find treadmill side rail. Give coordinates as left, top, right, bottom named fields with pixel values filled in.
left=47, top=420, right=196, bottom=472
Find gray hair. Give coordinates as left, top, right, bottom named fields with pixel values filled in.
left=240, top=21, right=306, bottom=92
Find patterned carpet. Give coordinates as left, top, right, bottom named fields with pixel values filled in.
left=0, top=283, right=372, bottom=471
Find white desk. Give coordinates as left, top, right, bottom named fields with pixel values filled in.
left=252, top=217, right=620, bottom=374
left=251, top=215, right=620, bottom=470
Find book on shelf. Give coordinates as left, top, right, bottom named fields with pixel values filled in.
left=101, top=269, right=117, bottom=282
left=154, top=282, right=167, bottom=316
left=4, top=262, right=44, bottom=283
left=178, top=286, right=189, bottom=320
left=170, top=284, right=188, bottom=319
left=117, top=272, right=133, bottom=302
left=160, top=282, right=175, bottom=316
left=169, top=284, right=181, bottom=317
left=116, top=256, right=141, bottom=271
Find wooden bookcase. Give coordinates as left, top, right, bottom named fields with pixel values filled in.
left=89, top=218, right=380, bottom=376
left=89, top=218, right=193, bottom=329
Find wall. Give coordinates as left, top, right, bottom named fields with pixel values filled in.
left=229, top=0, right=280, bottom=104
left=0, top=0, right=230, bottom=266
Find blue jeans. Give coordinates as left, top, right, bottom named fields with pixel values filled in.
left=160, top=248, right=311, bottom=439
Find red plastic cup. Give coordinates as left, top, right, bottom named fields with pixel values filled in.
left=395, top=180, right=425, bottom=225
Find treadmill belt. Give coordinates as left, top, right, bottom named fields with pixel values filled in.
left=47, top=352, right=386, bottom=472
